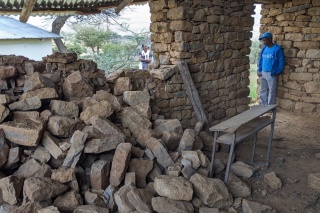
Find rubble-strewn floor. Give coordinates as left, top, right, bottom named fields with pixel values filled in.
left=233, top=109, right=320, bottom=213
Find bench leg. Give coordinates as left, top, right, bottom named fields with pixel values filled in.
left=224, top=134, right=236, bottom=183
left=251, top=132, right=258, bottom=163
left=209, top=131, right=219, bottom=177
left=266, top=109, right=277, bottom=168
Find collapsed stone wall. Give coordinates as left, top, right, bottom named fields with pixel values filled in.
left=149, top=0, right=256, bottom=126
left=260, top=1, right=320, bottom=113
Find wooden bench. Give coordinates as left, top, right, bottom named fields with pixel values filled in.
left=209, top=104, right=278, bottom=183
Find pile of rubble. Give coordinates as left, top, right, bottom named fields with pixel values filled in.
left=0, top=53, right=277, bottom=213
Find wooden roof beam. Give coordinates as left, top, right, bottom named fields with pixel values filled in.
left=19, top=0, right=36, bottom=23
left=115, top=0, right=133, bottom=14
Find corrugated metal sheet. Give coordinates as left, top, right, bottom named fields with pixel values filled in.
left=0, top=16, right=61, bottom=39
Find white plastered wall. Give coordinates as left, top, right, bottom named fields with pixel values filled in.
left=0, top=38, right=53, bottom=61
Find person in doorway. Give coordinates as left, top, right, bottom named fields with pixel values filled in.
left=138, top=44, right=152, bottom=70
left=257, top=32, right=285, bottom=105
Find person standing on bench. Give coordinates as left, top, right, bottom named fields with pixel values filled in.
left=257, top=32, right=285, bottom=105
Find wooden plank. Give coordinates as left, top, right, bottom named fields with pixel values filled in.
left=178, top=61, right=210, bottom=132
left=216, top=116, right=273, bottom=144
left=209, top=104, right=277, bottom=133
left=115, top=0, right=133, bottom=14
left=19, top=0, right=36, bottom=23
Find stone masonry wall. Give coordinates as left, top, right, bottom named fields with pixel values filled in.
left=260, top=0, right=320, bottom=113
left=148, top=0, right=256, bottom=127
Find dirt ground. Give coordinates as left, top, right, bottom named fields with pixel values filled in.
left=232, top=109, right=320, bottom=213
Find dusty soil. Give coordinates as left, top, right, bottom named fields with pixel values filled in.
left=232, top=109, right=320, bottom=213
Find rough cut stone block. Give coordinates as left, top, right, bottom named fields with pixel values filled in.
left=0, top=119, right=45, bottom=146
left=74, top=205, right=110, bottom=213
left=84, top=191, right=106, bottom=207
left=93, top=90, right=122, bottom=111
left=152, top=197, right=194, bottom=213
left=37, top=206, right=60, bottom=213
left=0, top=175, right=24, bottom=205
left=0, top=65, right=17, bottom=79
left=23, top=177, right=69, bottom=202
left=227, top=173, right=251, bottom=198
left=47, top=116, right=85, bottom=137
left=13, top=111, right=40, bottom=120
left=20, top=87, right=59, bottom=101
left=242, top=199, right=273, bottom=213
left=4, top=147, right=21, bottom=169
left=114, top=185, right=135, bottom=213
left=110, top=143, right=132, bottom=187
left=51, top=167, right=76, bottom=183
left=23, top=72, right=56, bottom=92
left=84, top=135, right=125, bottom=154
left=90, top=160, right=110, bottom=190
left=24, top=61, right=45, bottom=75
left=190, top=173, right=233, bottom=209
left=308, top=173, right=320, bottom=191
left=128, top=158, right=154, bottom=188
left=121, top=107, right=152, bottom=137
left=14, top=158, right=52, bottom=178
left=0, top=129, right=9, bottom=167
left=146, top=137, right=174, bottom=168
left=63, top=71, right=94, bottom=101
left=80, top=101, right=114, bottom=125
left=0, top=104, right=9, bottom=124
left=230, top=161, right=255, bottom=178
left=123, top=91, right=150, bottom=106
left=41, top=131, right=64, bottom=160
left=50, top=100, right=79, bottom=118
left=44, top=52, right=77, bottom=63
left=150, top=65, right=177, bottom=80
left=177, top=129, right=196, bottom=152
left=89, top=115, right=124, bottom=136
left=31, top=145, right=51, bottom=164
left=127, top=188, right=153, bottom=212
left=9, top=96, right=41, bottom=111
left=264, top=172, right=282, bottom=190
left=114, top=77, right=132, bottom=95
left=154, top=175, right=193, bottom=201
left=62, top=130, right=88, bottom=168
left=53, top=191, right=83, bottom=212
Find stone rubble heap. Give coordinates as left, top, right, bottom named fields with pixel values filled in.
left=0, top=53, right=280, bottom=213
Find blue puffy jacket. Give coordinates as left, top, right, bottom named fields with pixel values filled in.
left=258, top=44, right=285, bottom=76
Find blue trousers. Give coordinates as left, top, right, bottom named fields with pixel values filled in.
left=260, top=71, right=277, bottom=105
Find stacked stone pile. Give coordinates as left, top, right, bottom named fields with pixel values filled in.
left=0, top=53, right=277, bottom=213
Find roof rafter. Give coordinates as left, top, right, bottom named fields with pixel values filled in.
left=19, top=0, right=36, bottom=22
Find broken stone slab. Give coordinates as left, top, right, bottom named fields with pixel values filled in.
left=103, top=185, right=117, bottom=212
left=121, top=107, right=152, bottom=138
left=80, top=101, right=114, bottom=125
left=227, top=173, right=251, bottom=198
left=308, top=173, right=320, bottom=191
left=176, top=129, right=196, bottom=153
left=47, top=116, right=85, bottom=137
left=123, top=91, right=150, bottom=106
left=51, top=167, right=76, bottom=183
left=23, top=177, right=69, bottom=202
left=114, top=185, right=135, bottom=213
left=4, top=147, right=21, bottom=169
left=41, top=131, right=64, bottom=160
left=84, top=134, right=125, bottom=154
left=190, top=173, right=233, bottom=209
left=9, top=96, right=42, bottom=111
left=89, top=115, right=124, bottom=136
left=150, top=65, right=178, bottom=80
left=181, top=165, right=196, bottom=179
left=242, top=199, right=273, bottom=213
left=63, top=71, right=95, bottom=101
left=128, top=158, right=154, bottom=188
left=230, top=161, right=256, bottom=178
left=14, top=158, right=52, bottom=178
left=13, top=111, right=40, bottom=120
left=0, top=175, right=24, bottom=205
left=113, top=77, right=132, bottom=95
left=62, top=130, right=88, bottom=168
left=131, top=146, right=145, bottom=158
left=0, top=65, right=17, bottom=79
left=154, top=175, right=193, bottom=201
left=90, top=160, right=110, bottom=190
left=37, top=205, right=60, bottom=213
left=84, top=191, right=106, bottom=207
left=199, top=131, right=215, bottom=151
left=13, top=202, right=45, bottom=213
left=136, top=129, right=162, bottom=148
left=127, top=187, right=153, bottom=212
left=0, top=94, right=10, bottom=105
left=109, top=143, right=132, bottom=187
left=50, top=100, right=79, bottom=118
left=24, top=61, right=45, bottom=75
left=154, top=119, right=184, bottom=135
left=53, top=191, right=83, bottom=212
left=23, top=72, right=56, bottom=92
left=146, top=137, right=174, bottom=169
left=0, top=104, right=9, bottom=122
left=20, top=87, right=59, bottom=101
left=182, top=150, right=201, bottom=169
left=44, top=52, right=77, bottom=63
left=0, top=129, right=9, bottom=167
left=151, top=196, right=194, bottom=213
left=264, top=172, right=282, bottom=190
left=73, top=205, right=110, bottom=213
left=125, top=172, right=136, bottom=186
left=31, top=145, right=51, bottom=164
